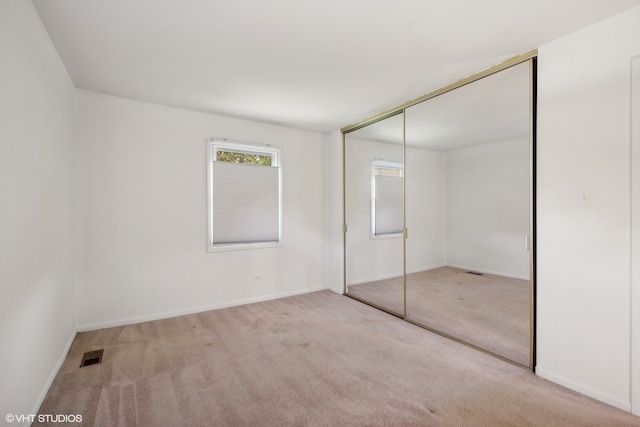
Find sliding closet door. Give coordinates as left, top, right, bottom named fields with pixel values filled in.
left=403, top=61, right=534, bottom=367
left=342, top=52, right=536, bottom=369
left=344, top=113, right=405, bottom=316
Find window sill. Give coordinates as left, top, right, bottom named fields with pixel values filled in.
left=370, top=233, right=403, bottom=240
left=207, top=241, right=283, bottom=253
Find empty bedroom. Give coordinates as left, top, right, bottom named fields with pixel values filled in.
left=2, top=0, right=640, bottom=425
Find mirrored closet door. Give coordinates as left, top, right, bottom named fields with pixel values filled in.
left=343, top=53, right=536, bottom=369
left=404, top=60, right=533, bottom=367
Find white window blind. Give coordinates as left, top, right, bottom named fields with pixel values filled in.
left=374, top=174, right=403, bottom=235
left=211, top=161, right=279, bottom=244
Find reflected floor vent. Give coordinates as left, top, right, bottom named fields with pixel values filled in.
left=80, top=349, right=104, bottom=368
left=466, top=271, right=483, bottom=276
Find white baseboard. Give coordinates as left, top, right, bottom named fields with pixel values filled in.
left=78, top=286, right=329, bottom=332
left=446, top=263, right=530, bottom=281
left=30, top=329, right=77, bottom=420
left=536, top=366, right=631, bottom=412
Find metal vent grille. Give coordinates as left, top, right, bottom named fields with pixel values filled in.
left=466, top=271, right=484, bottom=276
left=80, top=349, right=104, bottom=368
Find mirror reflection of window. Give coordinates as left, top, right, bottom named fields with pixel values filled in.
left=371, top=160, right=403, bottom=237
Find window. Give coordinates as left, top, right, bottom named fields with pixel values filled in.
left=207, top=139, right=282, bottom=251
left=371, top=160, right=403, bottom=237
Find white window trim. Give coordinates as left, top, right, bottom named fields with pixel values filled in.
left=207, top=138, right=283, bottom=252
left=371, top=159, right=404, bottom=239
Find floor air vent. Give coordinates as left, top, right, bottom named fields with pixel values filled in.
left=80, top=349, right=104, bottom=368
left=466, top=271, right=483, bottom=276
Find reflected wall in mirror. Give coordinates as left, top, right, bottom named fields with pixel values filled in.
left=344, top=113, right=405, bottom=316
left=404, top=61, right=532, bottom=367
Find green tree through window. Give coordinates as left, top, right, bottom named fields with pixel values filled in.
left=216, top=150, right=272, bottom=166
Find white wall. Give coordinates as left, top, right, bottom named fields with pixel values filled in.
left=326, top=130, right=344, bottom=293
left=406, top=145, right=447, bottom=273
left=0, top=0, right=76, bottom=419
left=537, top=5, right=640, bottom=413
left=446, top=137, right=531, bottom=280
left=75, top=90, right=328, bottom=330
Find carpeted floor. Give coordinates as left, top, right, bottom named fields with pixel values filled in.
left=347, top=266, right=530, bottom=366
left=37, top=290, right=640, bottom=426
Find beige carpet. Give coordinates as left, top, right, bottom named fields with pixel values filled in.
left=37, top=291, right=640, bottom=426
left=347, top=267, right=530, bottom=366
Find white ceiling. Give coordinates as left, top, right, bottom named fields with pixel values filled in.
left=33, top=0, right=640, bottom=133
